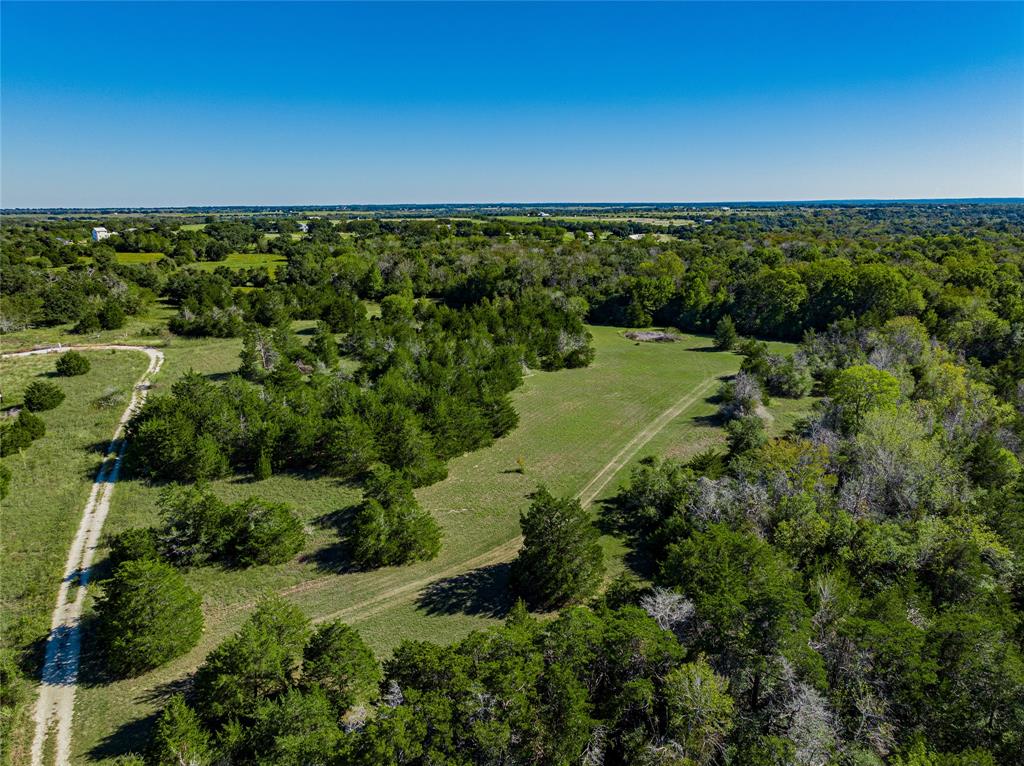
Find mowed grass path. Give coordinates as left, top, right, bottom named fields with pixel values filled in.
left=72, top=327, right=804, bottom=762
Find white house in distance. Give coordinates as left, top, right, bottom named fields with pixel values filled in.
left=91, top=227, right=111, bottom=241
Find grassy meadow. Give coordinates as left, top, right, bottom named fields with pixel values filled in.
left=65, top=326, right=813, bottom=762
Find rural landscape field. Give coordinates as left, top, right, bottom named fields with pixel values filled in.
left=2, top=2, right=1023, bottom=766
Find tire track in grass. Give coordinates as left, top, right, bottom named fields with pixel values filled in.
left=2, top=345, right=164, bottom=766
left=314, top=373, right=720, bottom=626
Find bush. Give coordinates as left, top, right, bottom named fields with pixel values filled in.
left=107, top=526, right=162, bottom=571
left=73, top=310, right=101, bottom=334
left=511, top=485, right=605, bottom=610
left=55, top=350, right=91, bottom=376
left=725, top=414, right=767, bottom=457
left=0, top=411, right=46, bottom=456
left=228, top=498, right=305, bottom=567
left=98, top=299, right=127, bottom=330
left=95, top=559, right=203, bottom=676
left=0, top=463, right=9, bottom=499
left=23, top=380, right=65, bottom=412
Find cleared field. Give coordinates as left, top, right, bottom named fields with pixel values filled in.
left=185, top=252, right=287, bottom=274
left=0, top=350, right=151, bottom=764
left=68, top=326, right=810, bottom=762
left=112, top=252, right=164, bottom=265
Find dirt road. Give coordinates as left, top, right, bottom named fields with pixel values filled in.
left=3, top=345, right=164, bottom=766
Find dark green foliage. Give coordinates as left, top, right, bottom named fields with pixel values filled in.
left=155, top=483, right=304, bottom=568
left=95, top=559, right=202, bottom=677
left=192, top=597, right=309, bottom=724
left=98, top=299, right=126, bottom=329
left=0, top=463, right=10, bottom=500
left=55, top=350, right=91, bottom=376
left=148, top=695, right=212, bottom=766
left=106, top=526, right=161, bottom=571
left=350, top=466, right=441, bottom=568
left=22, top=380, right=64, bottom=412
left=663, top=525, right=811, bottom=688
left=0, top=410, right=46, bottom=456
left=511, top=486, right=604, bottom=610
left=229, top=497, right=305, bottom=566
left=306, top=320, right=338, bottom=367
left=714, top=314, right=738, bottom=350
left=302, top=620, right=382, bottom=710
left=724, top=413, right=767, bottom=457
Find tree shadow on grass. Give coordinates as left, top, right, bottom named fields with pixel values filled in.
left=416, top=562, right=514, bottom=619
left=595, top=494, right=659, bottom=581
left=86, top=710, right=160, bottom=763
left=304, top=504, right=361, bottom=574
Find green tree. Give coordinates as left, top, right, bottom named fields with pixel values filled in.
left=350, top=466, right=441, bottom=568
left=23, top=380, right=64, bottom=412
left=192, top=597, right=310, bottom=724
left=714, top=315, right=738, bottom=350
left=307, top=320, right=339, bottom=367
left=228, top=498, right=305, bottom=567
left=148, top=695, right=212, bottom=766
left=829, top=363, right=901, bottom=432
left=302, top=620, right=382, bottom=710
left=95, top=559, right=203, bottom=676
left=98, top=299, right=126, bottom=330
left=511, top=486, right=605, bottom=609
left=662, top=525, right=811, bottom=707
left=663, top=658, right=735, bottom=765
left=55, top=350, right=91, bottom=376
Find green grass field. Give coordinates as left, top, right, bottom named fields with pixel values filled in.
left=112, top=252, right=164, bottom=265
left=64, top=326, right=813, bottom=762
left=185, top=251, right=288, bottom=275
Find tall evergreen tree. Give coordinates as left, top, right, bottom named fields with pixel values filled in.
left=511, top=486, right=605, bottom=610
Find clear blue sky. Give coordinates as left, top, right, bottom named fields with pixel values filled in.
left=2, top=1, right=1022, bottom=207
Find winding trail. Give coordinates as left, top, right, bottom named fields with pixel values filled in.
left=2, top=345, right=164, bottom=766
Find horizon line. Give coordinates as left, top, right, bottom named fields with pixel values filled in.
left=4, top=196, right=1024, bottom=213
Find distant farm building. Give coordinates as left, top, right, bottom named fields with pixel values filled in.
left=297, top=222, right=309, bottom=233
left=91, top=227, right=111, bottom=241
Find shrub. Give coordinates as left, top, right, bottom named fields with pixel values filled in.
left=511, top=485, right=605, bottom=610
left=725, top=414, right=767, bottom=457
left=55, top=350, right=91, bottom=377
left=107, top=526, right=162, bottom=571
left=23, top=380, right=65, bottom=412
left=228, top=498, right=305, bottom=567
left=0, top=463, right=10, bottom=499
left=95, top=559, right=203, bottom=676
left=98, top=299, right=127, bottom=330
left=0, top=411, right=46, bottom=456
left=73, top=310, right=101, bottom=334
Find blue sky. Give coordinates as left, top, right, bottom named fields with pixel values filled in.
left=2, top=1, right=1022, bottom=207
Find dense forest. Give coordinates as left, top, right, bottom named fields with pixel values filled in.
left=1, top=203, right=1022, bottom=765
